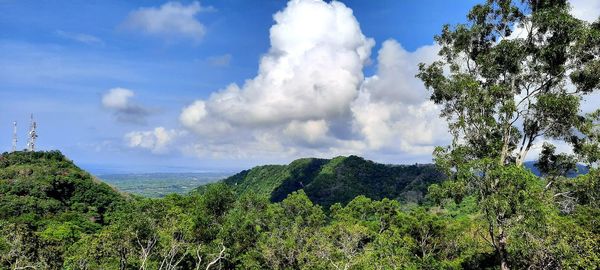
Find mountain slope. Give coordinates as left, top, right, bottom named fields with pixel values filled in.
left=0, top=151, right=125, bottom=223
left=0, top=151, right=127, bottom=268
left=205, top=155, right=445, bottom=208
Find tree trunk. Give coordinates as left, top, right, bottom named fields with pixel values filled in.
left=499, top=143, right=508, bottom=166
left=516, top=143, right=532, bottom=166
left=499, top=123, right=511, bottom=166
left=498, top=231, right=509, bottom=270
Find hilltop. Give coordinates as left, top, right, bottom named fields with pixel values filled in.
left=200, top=155, right=445, bottom=208
left=0, top=151, right=127, bottom=268
left=0, top=151, right=126, bottom=223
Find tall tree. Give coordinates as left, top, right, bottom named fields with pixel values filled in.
left=417, top=1, right=600, bottom=269
left=417, top=0, right=600, bottom=167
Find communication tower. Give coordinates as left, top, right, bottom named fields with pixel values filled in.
left=26, top=114, right=37, bottom=152
left=12, top=121, right=17, bottom=152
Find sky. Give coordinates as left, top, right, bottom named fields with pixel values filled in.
left=1, top=0, right=599, bottom=173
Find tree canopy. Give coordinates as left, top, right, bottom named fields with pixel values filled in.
left=1, top=1, right=599, bottom=269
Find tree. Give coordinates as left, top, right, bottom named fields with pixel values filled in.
left=417, top=1, right=600, bottom=269
left=572, top=109, right=600, bottom=167
left=536, top=143, right=577, bottom=178
left=417, top=0, right=600, bottom=167
left=217, top=193, right=272, bottom=268
left=259, top=191, right=326, bottom=269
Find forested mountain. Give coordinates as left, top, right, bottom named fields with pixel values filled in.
left=0, top=151, right=126, bottom=224
left=0, top=151, right=127, bottom=268
left=203, top=156, right=445, bottom=207
left=1, top=151, right=598, bottom=269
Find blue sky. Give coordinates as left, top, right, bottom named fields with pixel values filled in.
left=1, top=0, right=598, bottom=173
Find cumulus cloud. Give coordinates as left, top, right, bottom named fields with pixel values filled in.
left=125, top=127, right=184, bottom=153
left=358, top=40, right=437, bottom=104
left=284, top=120, right=330, bottom=146
left=167, top=0, right=450, bottom=161
left=102, top=88, right=133, bottom=109
left=123, top=1, right=212, bottom=42
left=112, top=0, right=454, bottom=161
left=351, top=40, right=448, bottom=154
left=102, top=88, right=149, bottom=124
left=509, top=1, right=599, bottom=40
left=181, top=0, right=373, bottom=128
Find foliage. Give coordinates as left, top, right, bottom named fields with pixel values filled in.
left=0, top=150, right=598, bottom=269
left=417, top=0, right=599, bottom=167
left=417, top=0, right=600, bottom=269
left=202, top=155, right=445, bottom=209
left=0, top=150, right=126, bottom=269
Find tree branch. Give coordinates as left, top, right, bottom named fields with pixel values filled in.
left=205, top=245, right=226, bottom=270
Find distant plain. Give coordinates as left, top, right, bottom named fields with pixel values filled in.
left=98, top=172, right=233, bottom=197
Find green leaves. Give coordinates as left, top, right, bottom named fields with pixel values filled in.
left=536, top=143, right=577, bottom=177
left=533, top=92, right=580, bottom=139
left=418, top=4, right=600, bottom=266
left=572, top=109, right=600, bottom=166
left=418, top=0, right=600, bottom=167
left=2, top=150, right=598, bottom=269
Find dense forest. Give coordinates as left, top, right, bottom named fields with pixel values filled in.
left=0, top=150, right=598, bottom=269
left=1, top=0, right=600, bottom=269
left=200, top=156, right=444, bottom=208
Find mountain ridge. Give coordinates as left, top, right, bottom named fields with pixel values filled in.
left=199, top=155, right=446, bottom=208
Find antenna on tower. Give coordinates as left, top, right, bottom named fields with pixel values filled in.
left=12, top=121, right=17, bottom=152
left=27, top=114, right=37, bottom=152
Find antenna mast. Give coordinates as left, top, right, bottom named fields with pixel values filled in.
left=27, top=114, right=37, bottom=152
left=12, top=121, right=17, bottom=152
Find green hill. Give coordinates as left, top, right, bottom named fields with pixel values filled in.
left=0, top=151, right=126, bottom=268
left=1, top=152, right=597, bottom=269
left=204, top=155, right=445, bottom=208
left=0, top=151, right=126, bottom=222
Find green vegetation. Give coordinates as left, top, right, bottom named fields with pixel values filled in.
left=416, top=0, right=600, bottom=268
left=100, top=173, right=231, bottom=198
left=1, top=151, right=598, bottom=269
left=210, top=156, right=444, bottom=208
left=0, top=151, right=126, bottom=269
left=1, top=1, right=599, bottom=269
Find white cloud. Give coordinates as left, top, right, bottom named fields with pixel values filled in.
left=566, top=0, right=600, bottom=119
left=207, top=54, right=232, bottom=67
left=526, top=139, right=575, bottom=163
left=167, top=0, right=450, bottom=161
left=508, top=1, right=599, bottom=41
left=123, top=1, right=211, bottom=42
left=570, top=0, right=600, bottom=23
left=351, top=40, right=448, bottom=154
left=180, top=100, right=207, bottom=127
left=508, top=2, right=600, bottom=161
left=125, top=127, right=184, bottom=153
left=284, top=119, right=330, bottom=145
left=359, top=40, right=437, bottom=104
left=102, top=88, right=149, bottom=124
left=102, top=87, right=134, bottom=110
left=182, top=0, right=373, bottom=130
left=56, top=30, right=103, bottom=45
